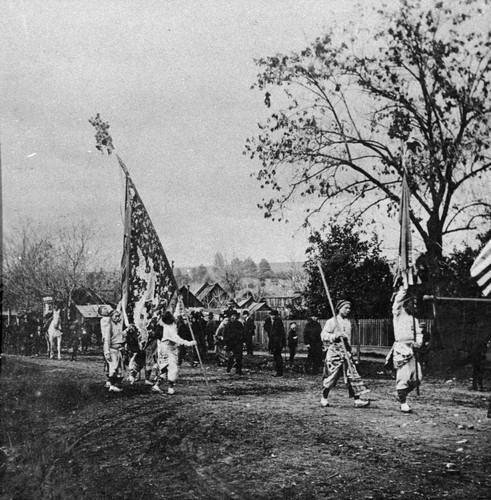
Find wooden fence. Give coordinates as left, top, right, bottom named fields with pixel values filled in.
left=252, top=318, right=433, bottom=350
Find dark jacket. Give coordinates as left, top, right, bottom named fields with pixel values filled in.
left=269, top=317, right=286, bottom=350
left=288, top=328, right=299, bottom=347
left=223, top=319, right=245, bottom=351
left=304, top=320, right=322, bottom=347
left=243, top=316, right=256, bottom=337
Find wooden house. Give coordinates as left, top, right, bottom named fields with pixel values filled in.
left=194, top=282, right=238, bottom=310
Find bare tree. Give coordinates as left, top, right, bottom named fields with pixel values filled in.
left=3, top=219, right=101, bottom=313
left=212, top=253, right=245, bottom=297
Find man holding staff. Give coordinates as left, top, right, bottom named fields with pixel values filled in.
left=320, top=299, right=370, bottom=408
left=388, top=285, right=423, bottom=413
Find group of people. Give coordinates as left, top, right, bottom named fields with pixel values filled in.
left=98, top=304, right=258, bottom=394
left=9, top=285, right=486, bottom=415
left=260, top=289, right=427, bottom=413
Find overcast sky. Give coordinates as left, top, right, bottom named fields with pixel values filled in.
left=2, top=0, right=403, bottom=269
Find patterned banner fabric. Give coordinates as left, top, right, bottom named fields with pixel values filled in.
left=471, top=239, right=491, bottom=297
left=397, top=172, right=414, bottom=289
left=118, top=156, right=178, bottom=338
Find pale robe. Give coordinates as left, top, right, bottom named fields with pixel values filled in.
left=389, top=289, right=423, bottom=391
left=157, top=323, right=194, bottom=382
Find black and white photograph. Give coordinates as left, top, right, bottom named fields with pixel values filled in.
left=2, top=1, right=491, bottom=498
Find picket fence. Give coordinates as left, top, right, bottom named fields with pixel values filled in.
left=253, top=318, right=433, bottom=350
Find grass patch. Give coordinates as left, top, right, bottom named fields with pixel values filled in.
left=0, top=357, right=106, bottom=498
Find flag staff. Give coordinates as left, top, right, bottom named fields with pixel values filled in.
left=177, top=295, right=212, bottom=396
left=317, top=262, right=353, bottom=382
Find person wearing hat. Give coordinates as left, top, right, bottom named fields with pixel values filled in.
left=387, top=287, right=423, bottom=412
left=223, top=310, right=246, bottom=375
left=267, top=310, right=287, bottom=377
left=320, top=300, right=370, bottom=408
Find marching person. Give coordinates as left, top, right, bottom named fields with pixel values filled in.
left=387, top=286, right=423, bottom=413
left=287, top=322, right=299, bottom=367
left=320, top=300, right=370, bottom=408
left=153, top=311, right=197, bottom=394
left=267, top=310, right=286, bottom=377
left=223, top=310, right=245, bottom=375
left=102, top=309, right=126, bottom=392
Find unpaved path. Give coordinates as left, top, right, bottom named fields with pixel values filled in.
left=1, top=354, right=490, bottom=499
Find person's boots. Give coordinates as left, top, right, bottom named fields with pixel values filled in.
left=397, top=389, right=411, bottom=412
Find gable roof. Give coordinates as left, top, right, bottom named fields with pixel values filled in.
left=179, top=286, right=204, bottom=308
left=248, top=301, right=272, bottom=313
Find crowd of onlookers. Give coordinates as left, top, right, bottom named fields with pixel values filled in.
left=1, top=307, right=330, bottom=377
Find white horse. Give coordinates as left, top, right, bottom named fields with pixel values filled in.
left=47, top=307, right=63, bottom=359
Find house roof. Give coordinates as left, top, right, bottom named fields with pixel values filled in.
left=74, top=304, right=103, bottom=319
left=248, top=302, right=272, bottom=313
left=237, top=298, right=253, bottom=308
left=71, top=287, right=110, bottom=306
left=179, top=286, right=204, bottom=308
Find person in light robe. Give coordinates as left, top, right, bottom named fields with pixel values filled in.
left=153, top=311, right=197, bottom=394
left=320, top=300, right=370, bottom=408
left=387, top=287, right=423, bottom=413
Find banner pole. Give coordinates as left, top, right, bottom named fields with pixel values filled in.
left=178, top=296, right=212, bottom=396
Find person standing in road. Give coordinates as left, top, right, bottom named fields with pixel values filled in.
left=304, top=314, right=323, bottom=375
left=224, top=310, right=245, bottom=375
left=205, top=312, right=219, bottom=352
left=242, top=310, right=256, bottom=356
left=268, top=310, right=286, bottom=377
left=287, top=322, right=299, bottom=367
left=320, top=300, right=370, bottom=408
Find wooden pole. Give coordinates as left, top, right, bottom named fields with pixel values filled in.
left=178, top=296, right=212, bottom=396
left=317, top=262, right=353, bottom=378
left=423, top=295, right=491, bottom=304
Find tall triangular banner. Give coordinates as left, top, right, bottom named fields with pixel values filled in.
left=118, top=156, right=178, bottom=340
left=397, top=172, right=415, bottom=289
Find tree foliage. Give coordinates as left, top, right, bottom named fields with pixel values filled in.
left=246, top=0, right=491, bottom=269
left=304, top=221, right=394, bottom=318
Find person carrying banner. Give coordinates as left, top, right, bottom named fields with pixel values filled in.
left=102, top=310, right=126, bottom=392
left=320, top=300, right=370, bottom=408
left=387, top=286, right=423, bottom=413
left=153, top=311, right=197, bottom=394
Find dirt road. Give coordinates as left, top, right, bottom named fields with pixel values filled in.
left=1, top=354, right=490, bottom=499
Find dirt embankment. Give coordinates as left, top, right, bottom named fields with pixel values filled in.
left=1, top=354, right=490, bottom=499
